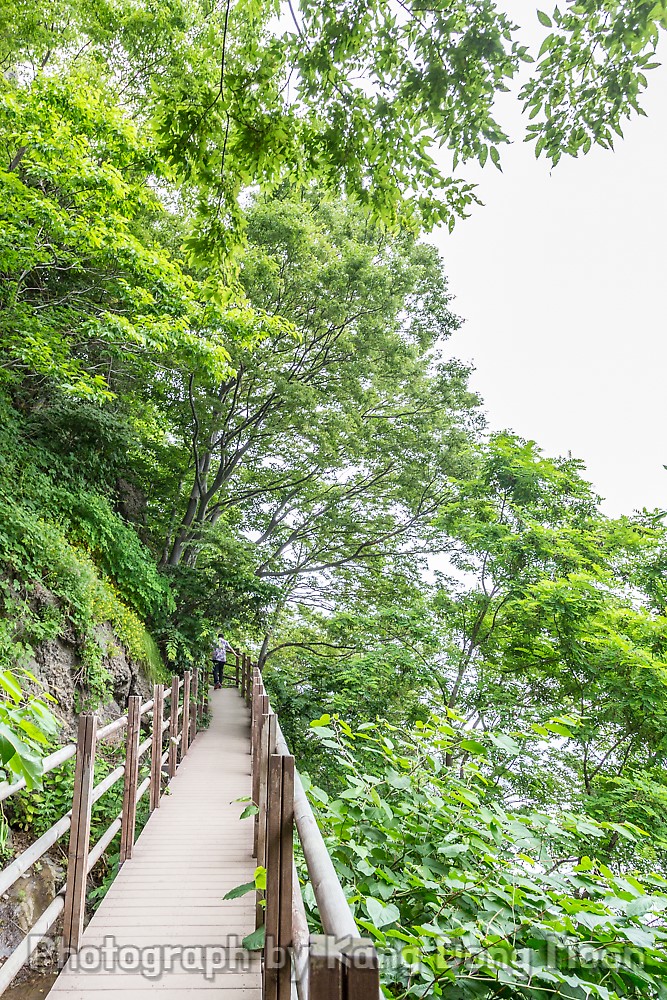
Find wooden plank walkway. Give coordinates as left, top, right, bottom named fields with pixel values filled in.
left=49, top=687, right=262, bottom=998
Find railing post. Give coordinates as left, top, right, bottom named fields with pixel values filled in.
left=235, top=650, right=240, bottom=687
left=120, top=696, right=141, bottom=863
left=150, top=683, right=165, bottom=812
left=264, top=753, right=294, bottom=1000
left=309, top=935, right=343, bottom=1000
left=168, top=675, right=179, bottom=779
left=256, top=711, right=276, bottom=927
left=191, top=667, right=198, bottom=743
left=62, top=712, right=97, bottom=962
left=341, top=938, right=381, bottom=999
left=182, top=670, right=191, bottom=757
left=251, top=672, right=259, bottom=838
left=198, top=664, right=205, bottom=725
left=252, top=690, right=269, bottom=859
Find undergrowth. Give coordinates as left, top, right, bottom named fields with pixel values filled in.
left=0, top=399, right=173, bottom=704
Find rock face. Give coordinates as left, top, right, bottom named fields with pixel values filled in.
left=28, top=623, right=153, bottom=738
left=0, top=857, right=64, bottom=961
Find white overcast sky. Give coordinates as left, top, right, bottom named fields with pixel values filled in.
left=429, top=1, right=667, bottom=517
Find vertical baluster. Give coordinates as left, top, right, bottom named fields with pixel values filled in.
left=182, top=670, right=191, bottom=757
left=61, top=712, right=97, bottom=962
left=256, top=711, right=275, bottom=928
left=150, top=683, right=164, bottom=811
left=341, top=939, right=381, bottom=999
left=120, top=696, right=141, bottom=863
left=191, top=668, right=198, bottom=743
left=309, top=936, right=343, bottom=1000
left=264, top=753, right=295, bottom=1000
left=168, top=675, right=179, bottom=779
left=252, top=693, right=269, bottom=859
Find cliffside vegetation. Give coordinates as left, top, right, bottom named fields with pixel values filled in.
left=2, top=1, right=667, bottom=995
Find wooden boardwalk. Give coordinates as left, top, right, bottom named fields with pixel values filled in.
left=49, top=687, right=262, bottom=998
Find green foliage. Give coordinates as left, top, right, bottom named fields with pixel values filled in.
left=0, top=497, right=168, bottom=697
left=1, top=0, right=660, bottom=260
left=0, top=69, right=236, bottom=401
left=2, top=0, right=667, bottom=950
left=161, top=524, right=280, bottom=664
left=306, top=715, right=667, bottom=999
left=0, top=667, right=58, bottom=791
left=522, top=2, right=667, bottom=164
left=55, top=491, right=172, bottom=621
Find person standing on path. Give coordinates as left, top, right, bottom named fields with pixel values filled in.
left=211, top=633, right=235, bottom=689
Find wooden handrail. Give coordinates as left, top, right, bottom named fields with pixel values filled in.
left=246, top=660, right=381, bottom=1000
left=0, top=665, right=208, bottom=993
left=0, top=656, right=372, bottom=997
left=275, top=723, right=358, bottom=941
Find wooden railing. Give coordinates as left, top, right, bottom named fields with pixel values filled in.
left=0, top=667, right=208, bottom=994
left=241, top=653, right=381, bottom=1000
left=0, top=651, right=380, bottom=998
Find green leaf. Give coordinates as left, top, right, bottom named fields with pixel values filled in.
left=254, top=867, right=267, bottom=891
left=626, top=896, right=667, bottom=917
left=223, top=880, right=256, bottom=900
left=365, top=897, right=400, bottom=928
left=242, top=925, right=266, bottom=951
left=0, top=672, right=22, bottom=703
left=537, top=10, right=552, bottom=27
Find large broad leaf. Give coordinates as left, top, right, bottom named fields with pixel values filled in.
left=225, top=865, right=267, bottom=899
left=627, top=896, right=667, bottom=917
left=0, top=724, right=43, bottom=789
left=242, top=926, right=265, bottom=951
left=623, top=925, right=655, bottom=949
left=365, top=897, right=400, bottom=928
left=0, top=671, right=22, bottom=703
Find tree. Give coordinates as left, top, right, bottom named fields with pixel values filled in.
left=264, top=432, right=667, bottom=870
left=154, top=0, right=667, bottom=250
left=156, top=193, right=479, bottom=568
left=427, top=434, right=667, bottom=867
left=3, top=0, right=664, bottom=260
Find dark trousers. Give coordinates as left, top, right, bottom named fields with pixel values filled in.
left=212, top=660, right=226, bottom=685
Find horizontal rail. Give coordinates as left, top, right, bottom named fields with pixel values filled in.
left=291, top=859, right=310, bottom=999
left=0, top=813, right=71, bottom=898
left=91, top=765, right=125, bottom=806
left=0, top=666, right=209, bottom=993
left=0, top=688, right=168, bottom=803
left=276, top=723, right=358, bottom=941
left=136, top=774, right=151, bottom=803
left=164, top=679, right=185, bottom=696
left=97, top=716, right=127, bottom=742
left=249, top=659, right=381, bottom=1000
